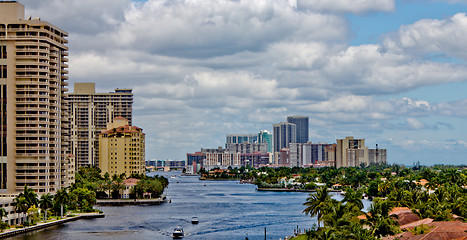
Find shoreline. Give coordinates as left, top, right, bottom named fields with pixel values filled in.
left=96, top=197, right=166, bottom=205
left=257, top=188, right=341, bottom=193
left=0, top=212, right=105, bottom=239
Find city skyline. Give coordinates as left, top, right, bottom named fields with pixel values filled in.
left=20, top=0, right=467, bottom=165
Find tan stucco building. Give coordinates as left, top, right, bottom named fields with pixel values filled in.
left=336, top=137, right=369, bottom=168
left=99, top=117, right=145, bottom=176
left=66, top=83, right=133, bottom=169
left=0, top=1, right=72, bottom=194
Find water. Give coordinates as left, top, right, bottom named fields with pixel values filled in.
left=8, top=171, right=369, bottom=240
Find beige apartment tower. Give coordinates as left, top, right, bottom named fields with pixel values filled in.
left=336, top=137, right=369, bottom=168
left=99, top=117, right=145, bottom=176
left=0, top=2, right=71, bottom=194
left=66, top=83, right=133, bottom=169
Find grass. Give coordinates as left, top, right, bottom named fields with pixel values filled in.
left=289, top=235, right=308, bottom=240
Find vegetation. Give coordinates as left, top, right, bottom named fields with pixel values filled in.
left=289, top=164, right=466, bottom=239
left=74, top=166, right=168, bottom=200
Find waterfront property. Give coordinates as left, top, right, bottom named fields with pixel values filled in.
left=99, top=117, right=146, bottom=177
left=66, top=83, right=133, bottom=169
left=0, top=1, right=71, bottom=195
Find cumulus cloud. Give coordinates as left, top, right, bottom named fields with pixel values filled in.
left=383, top=13, right=467, bottom=60
left=297, top=0, right=395, bottom=14
left=17, top=0, right=467, bottom=164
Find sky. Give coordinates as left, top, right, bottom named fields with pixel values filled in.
left=20, top=0, right=467, bottom=166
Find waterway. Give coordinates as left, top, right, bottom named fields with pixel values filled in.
left=7, top=171, right=370, bottom=240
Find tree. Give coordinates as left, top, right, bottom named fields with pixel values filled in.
left=343, top=188, right=364, bottom=210
left=111, top=177, right=125, bottom=199
left=303, top=187, right=332, bottom=228
left=13, top=196, right=28, bottom=224
left=364, top=198, right=399, bottom=238
left=0, top=207, right=7, bottom=222
left=39, top=193, right=53, bottom=222
left=54, top=188, right=69, bottom=218
left=21, top=185, right=38, bottom=209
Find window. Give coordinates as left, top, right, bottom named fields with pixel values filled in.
left=0, top=66, right=6, bottom=78
left=0, top=46, right=6, bottom=59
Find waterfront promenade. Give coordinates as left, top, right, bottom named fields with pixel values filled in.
left=0, top=212, right=105, bottom=238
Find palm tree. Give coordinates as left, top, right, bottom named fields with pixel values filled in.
left=364, top=198, right=399, bottom=238
left=0, top=207, right=7, bottom=222
left=13, top=196, right=28, bottom=224
left=39, top=193, right=53, bottom=222
left=303, top=187, right=332, bottom=228
left=343, top=188, right=364, bottom=210
left=322, top=201, right=352, bottom=229
left=20, top=185, right=38, bottom=209
left=111, top=178, right=125, bottom=199
left=54, top=189, right=69, bottom=218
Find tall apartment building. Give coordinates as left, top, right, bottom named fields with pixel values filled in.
left=99, top=117, right=145, bottom=176
left=0, top=2, right=71, bottom=194
left=287, top=116, right=309, bottom=143
left=226, top=134, right=258, bottom=144
left=66, top=83, right=133, bottom=169
left=273, top=122, right=296, bottom=152
left=336, top=137, right=369, bottom=168
left=225, top=142, right=268, bottom=154
left=258, top=130, right=273, bottom=153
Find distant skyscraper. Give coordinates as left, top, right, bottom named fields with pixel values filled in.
left=273, top=122, right=296, bottom=152
left=226, top=134, right=258, bottom=144
left=287, top=116, right=309, bottom=143
left=258, top=130, right=273, bottom=153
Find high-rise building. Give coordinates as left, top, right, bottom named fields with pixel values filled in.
left=0, top=2, right=71, bottom=194
left=287, top=116, right=309, bottom=143
left=336, top=137, right=369, bottom=168
left=226, top=134, right=258, bottom=144
left=273, top=122, right=296, bottom=152
left=258, top=130, right=273, bottom=153
left=66, top=83, right=133, bottom=169
left=99, top=117, right=145, bottom=176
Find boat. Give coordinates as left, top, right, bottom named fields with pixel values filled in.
left=173, top=226, right=184, bottom=238
left=191, top=217, right=199, bottom=224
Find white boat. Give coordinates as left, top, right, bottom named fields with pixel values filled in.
left=192, top=217, right=199, bottom=224
left=173, top=226, right=184, bottom=238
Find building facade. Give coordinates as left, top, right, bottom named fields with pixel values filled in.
left=0, top=2, right=71, bottom=194
left=226, top=134, right=258, bottom=144
left=287, top=116, right=309, bottom=143
left=273, top=122, right=296, bottom=152
left=225, top=142, right=268, bottom=154
left=66, top=83, right=133, bottom=169
left=336, top=137, right=369, bottom=168
left=99, top=118, right=145, bottom=176
left=258, top=130, right=272, bottom=153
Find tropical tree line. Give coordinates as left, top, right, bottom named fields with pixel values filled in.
left=298, top=165, right=467, bottom=240
left=74, top=166, right=168, bottom=199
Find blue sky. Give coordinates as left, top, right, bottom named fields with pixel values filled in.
left=22, top=0, right=467, bottom=166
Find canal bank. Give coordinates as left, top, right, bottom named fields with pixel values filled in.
left=0, top=212, right=105, bottom=238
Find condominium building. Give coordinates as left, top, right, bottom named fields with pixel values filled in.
left=226, top=134, right=258, bottom=144
left=99, top=117, right=145, bottom=176
left=336, top=137, right=369, bottom=168
left=66, top=83, right=133, bottom=169
left=225, top=142, right=268, bottom=154
left=273, top=122, right=296, bottom=152
left=287, top=116, right=309, bottom=143
left=0, top=2, right=71, bottom=194
left=258, top=130, right=273, bottom=153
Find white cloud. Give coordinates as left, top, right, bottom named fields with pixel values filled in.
left=297, top=0, right=395, bottom=14
left=383, top=13, right=467, bottom=60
